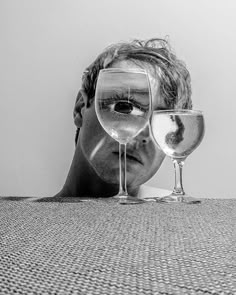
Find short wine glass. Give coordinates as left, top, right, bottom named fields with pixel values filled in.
left=95, top=68, right=152, bottom=204
left=150, top=109, right=205, bottom=204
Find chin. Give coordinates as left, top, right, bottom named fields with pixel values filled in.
left=94, top=161, right=146, bottom=187
left=99, top=169, right=120, bottom=185
left=100, top=170, right=138, bottom=187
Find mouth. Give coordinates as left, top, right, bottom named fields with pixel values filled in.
left=112, top=151, right=143, bottom=165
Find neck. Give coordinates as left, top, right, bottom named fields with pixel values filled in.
left=57, top=143, right=139, bottom=198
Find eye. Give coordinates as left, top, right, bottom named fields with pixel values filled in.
left=114, top=101, right=133, bottom=114
left=111, top=101, right=144, bottom=116
left=101, top=94, right=148, bottom=116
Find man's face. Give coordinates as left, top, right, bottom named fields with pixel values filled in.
left=78, top=60, right=167, bottom=189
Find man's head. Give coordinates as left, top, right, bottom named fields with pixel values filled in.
left=73, top=38, right=192, bottom=190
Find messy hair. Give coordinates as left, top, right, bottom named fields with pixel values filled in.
left=75, top=38, right=192, bottom=143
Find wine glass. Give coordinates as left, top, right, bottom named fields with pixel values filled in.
left=150, top=109, right=205, bottom=204
left=95, top=68, right=152, bottom=204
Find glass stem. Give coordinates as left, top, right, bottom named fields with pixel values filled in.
left=172, top=158, right=185, bottom=196
left=118, top=143, right=128, bottom=196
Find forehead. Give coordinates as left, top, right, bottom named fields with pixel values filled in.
left=109, top=60, right=167, bottom=110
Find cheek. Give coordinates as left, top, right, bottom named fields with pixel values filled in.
left=146, top=143, right=166, bottom=175
left=153, top=150, right=165, bottom=170
left=80, top=107, right=114, bottom=162
left=80, top=109, right=103, bottom=152
left=84, top=107, right=101, bottom=134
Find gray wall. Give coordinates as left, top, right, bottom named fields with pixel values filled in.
left=0, top=0, right=235, bottom=198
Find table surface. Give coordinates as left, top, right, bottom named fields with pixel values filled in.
left=0, top=197, right=235, bottom=295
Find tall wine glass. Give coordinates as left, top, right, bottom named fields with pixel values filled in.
left=151, top=109, right=205, bottom=204
left=95, top=68, right=152, bottom=204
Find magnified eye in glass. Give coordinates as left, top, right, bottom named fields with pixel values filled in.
left=95, top=68, right=152, bottom=204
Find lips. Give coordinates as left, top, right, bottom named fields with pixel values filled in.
left=112, top=151, right=143, bottom=165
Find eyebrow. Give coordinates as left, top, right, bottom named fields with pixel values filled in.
left=102, top=91, right=150, bottom=109
left=121, top=88, right=151, bottom=98
left=153, top=106, right=168, bottom=111
left=103, top=88, right=150, bottom=96
left=131, top=88, right=150, bottom=94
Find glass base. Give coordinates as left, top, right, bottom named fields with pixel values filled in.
left=115, top=194, right=146, bottom=205
left=156, top=193, right=201, bottom=204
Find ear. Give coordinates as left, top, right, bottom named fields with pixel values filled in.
left=73, top=89, right=89, bottom=128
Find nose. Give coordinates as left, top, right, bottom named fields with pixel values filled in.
left=129, top=124, right=152, bottom=147
left=138, top=124, right=151, bottom=143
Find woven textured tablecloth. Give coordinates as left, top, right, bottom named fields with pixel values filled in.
left=0, top=197, right=235, bottom=295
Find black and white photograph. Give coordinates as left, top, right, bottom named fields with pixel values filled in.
left=0, top=0, right=235, bottom=294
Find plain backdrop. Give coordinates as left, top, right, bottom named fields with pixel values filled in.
left=0, top=0, right=235, bottom=198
